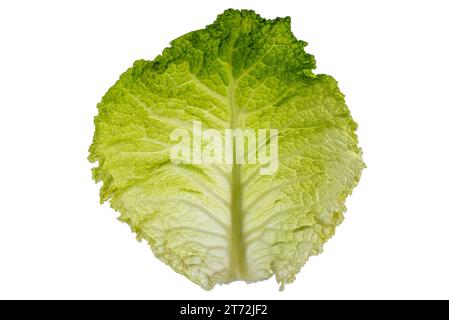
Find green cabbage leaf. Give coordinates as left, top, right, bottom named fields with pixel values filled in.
left=89, top=9, right=364, bottom=290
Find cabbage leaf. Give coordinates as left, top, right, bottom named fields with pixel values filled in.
left=89, top=9, right=364, bottom=290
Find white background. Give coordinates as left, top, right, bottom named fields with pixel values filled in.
left=1, top=0, right=448, bottom=300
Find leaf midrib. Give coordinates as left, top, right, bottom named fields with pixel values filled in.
left=227, top=63, right=247, bottom=279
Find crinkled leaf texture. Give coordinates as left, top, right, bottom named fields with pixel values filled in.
left=89, top=9, right=364, bottom=290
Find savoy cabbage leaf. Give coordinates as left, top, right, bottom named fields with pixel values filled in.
left=88, top=9, right=364, bottom=290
